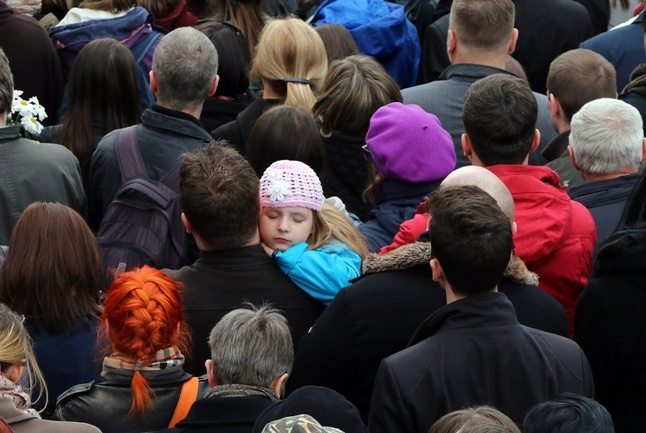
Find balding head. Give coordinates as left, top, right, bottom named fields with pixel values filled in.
left=441, top=166, right=515, bottom=222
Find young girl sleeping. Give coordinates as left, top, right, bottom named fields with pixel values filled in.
left=259, top=160, right=369, bottom=305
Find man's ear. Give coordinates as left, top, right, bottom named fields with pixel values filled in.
left=149, top=70, right=158, bottom=95
left=508, top=28, right=519, bottom=55
left=207, top=75, right=220, bottom=97
left=507, top=28, right=518, bottom=56
left=641, top=137, right=646, bottom=162
left=447, top=29, right=457, bottom=59
left=181, top=213, right=193, bottom=234
left=529, top=129, right=540, bottom=153
left=547, top=93, right=561, bottom=119
left=430, top=258, right=444, bottom=283
left=568, top=146, right=582, bottom=172
left=461, top=133, right=472, bottom=160
left=205, top=359, right=218, bottom=387
left=271, top=373, right=289, bottom=398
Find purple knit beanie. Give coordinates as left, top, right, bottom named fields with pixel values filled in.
left=260, top=160, right=324, bottom=212
left=365, top=102, right=456, bottom=183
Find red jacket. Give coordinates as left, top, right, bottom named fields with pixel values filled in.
left=379, top=200, right=429, bottom=255
left=488, top=165, right=596, bottom=333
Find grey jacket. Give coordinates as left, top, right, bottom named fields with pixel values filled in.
left=0, top=397, right=100, bottom=433
left=0, top=125, right=85, bottom=244
left=402, top=64, right=556, bottom=168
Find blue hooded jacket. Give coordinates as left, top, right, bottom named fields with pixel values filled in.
left=310, top=0, right=420, bottom=89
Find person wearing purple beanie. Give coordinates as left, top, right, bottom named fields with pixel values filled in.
left=359, top=102, right=456, bottom=252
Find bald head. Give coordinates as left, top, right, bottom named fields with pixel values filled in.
left=441, top=166, right=515, bottom=222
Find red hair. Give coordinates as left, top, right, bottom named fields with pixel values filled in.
left=101, top=266, right=190, bottom=414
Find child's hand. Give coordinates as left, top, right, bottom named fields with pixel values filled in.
left=260, top=242, right=274, bottom=257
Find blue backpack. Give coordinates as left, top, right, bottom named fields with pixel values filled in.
left=97, top=126, right=189, bottom=274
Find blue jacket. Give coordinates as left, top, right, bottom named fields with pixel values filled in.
left=569, top=174, right=640, bottom=243
left=581, top=12, right=645, bottom=92
left=310, top=0, right=420, bottom=89
left=275, top=240, right=361, bottom=305
left=51, top=7, right=162, bottom=80
left=360, top=179, right=441, bottom=252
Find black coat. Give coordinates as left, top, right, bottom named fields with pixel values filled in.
left=53, top=367, right=210, bottom=433
left=320, top=130, right=372, bottom=221
left=417, top=0, right=592, bottom=93
left=575, top=225, right=646, bottom=433
left=0, top=1, right=64, bottom=125
left=369, top=292, right=594, bottom=433
left=157, top=395, right=275, bottom=433
left=211, top=98, right=278, bottom=155
left=165, top=245, right=325, bottom=375
left=289, top=243, right=568, bottom=422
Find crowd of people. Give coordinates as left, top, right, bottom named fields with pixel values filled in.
left=0, top=0, right=645, bottom=432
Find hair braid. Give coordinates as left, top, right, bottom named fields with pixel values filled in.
left=101, top=266, right=190, bottom=415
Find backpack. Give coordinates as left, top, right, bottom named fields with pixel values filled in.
left=97, top=126, right=189, bottom=274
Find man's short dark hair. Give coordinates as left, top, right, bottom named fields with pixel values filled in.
left=463, top=73, right=538, bottom=166
left=180, top=141, right=259, bottom=250
left=449, top=0, right=515, bottom=53
left=523, top=393, right=615, bottom=433
left=546, top=49, right=617, bottom=122
left=428, top=185, right=513, bottom=296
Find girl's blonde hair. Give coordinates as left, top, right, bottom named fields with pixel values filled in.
left=251, top=18, right=328, bottom=112
left=309, top=202, right=369, bottom=260
left=0, top=303, right=48, bottom=410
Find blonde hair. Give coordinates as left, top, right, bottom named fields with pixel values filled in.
left=0, top=303, right=48, bottom=410
left=251, top=18, right=328, bottom=112
left=309, top=202, right=369, bottom=260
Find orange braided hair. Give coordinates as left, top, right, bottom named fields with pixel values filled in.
left=101, top=266, right=190, bottom=414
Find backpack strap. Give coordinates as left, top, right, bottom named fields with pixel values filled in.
left=131, top=30, right=162, bottom=66
left=159, top=160, right=181, bottom=191
left=168, top=377, right=199, bottom=428
left=115, top=126, right=148, bottom=182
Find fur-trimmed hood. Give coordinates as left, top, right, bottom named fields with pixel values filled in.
left=362, top=242, right=539, bottom=286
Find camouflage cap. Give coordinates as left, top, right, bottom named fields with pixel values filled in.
left=262, top=415, right=345, bottom=433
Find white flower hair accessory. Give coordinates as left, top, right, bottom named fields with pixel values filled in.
left=269, top=180, right=291, bottom=202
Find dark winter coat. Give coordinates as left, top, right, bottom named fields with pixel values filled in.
left=368, top=292, right=594, bottom=433
left=289, top=243, right=568, bottom=421
left=165, top=245, right=324, bottom=375
left=359, top=179, right=441, bottom=252
left=575, top=221, right=646, bottom=433
left=319, top=130, right=371, bottom=221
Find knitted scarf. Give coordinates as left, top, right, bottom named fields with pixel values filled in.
left=623, top=63, right=646, bottom=95
left=205, top=383, right=280, bottom=402
left=0, top=375, right=40, bottom=419
left=101, top=346, right=184, bottom=377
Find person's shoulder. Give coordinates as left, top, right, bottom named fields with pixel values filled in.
left=402, top=82, right=446, bottom=104
left=20, top=418, right=101, bottom=433
left=56, top=381, right=96, bottom=406
left=526, top=326, right=584, bottom=356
